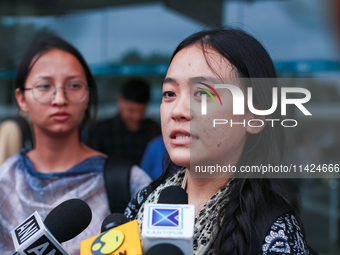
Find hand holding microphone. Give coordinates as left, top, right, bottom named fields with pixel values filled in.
left=11, top=198, right=92, bottom=255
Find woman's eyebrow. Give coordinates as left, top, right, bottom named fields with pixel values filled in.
left=163, top=77, right=178, bottom=85
left=163, top=76, right=216, bottom=84
left=34, top=75, right=84, bottom=80
left=65, top=75, right=86, bottom=80
left=35, top=75, right=52, bottom=79
left=67, top=75, right=83, bottom=78
left=190, top=76, right=216, bottom=83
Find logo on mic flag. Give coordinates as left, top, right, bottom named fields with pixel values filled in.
left=151, top=209, right=179, bottom=227
left=91, top=229, right=124, bottom=255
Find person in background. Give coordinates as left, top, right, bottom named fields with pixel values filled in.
left=141, top=134, right=179, bottom=180
left=0, top=113, right=33, bottom=165
left=0, top=35, right=150, bottom=255
left=88, top=78, right=160, bottom=165
left=140, top=135, right=166, bottom=180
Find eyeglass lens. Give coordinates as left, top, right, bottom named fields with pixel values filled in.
left=32, top=82, right=88, bottom=103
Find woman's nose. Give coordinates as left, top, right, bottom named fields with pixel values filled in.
left=171, top=94, right=192, bottom=121
left=52, top=87, right=68, bottom=105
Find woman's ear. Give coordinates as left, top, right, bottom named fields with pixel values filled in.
left=15, top=88, right=29, bottom=113
left=245, top=111, right=266, bottom=134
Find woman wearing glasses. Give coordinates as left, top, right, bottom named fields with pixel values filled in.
left=0, top=35, right=150, bottom=255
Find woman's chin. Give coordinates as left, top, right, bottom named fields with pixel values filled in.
left=40, top=126, right=77, bottom=138
left=169, top=155, right=190, bottom=169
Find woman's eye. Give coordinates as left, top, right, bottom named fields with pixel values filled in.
left=67, top=83, right=82, bottom=91
left=35, top=83, right=53, bottom=91
left=163, top=91, right=176, bottom=98
left=194, top=89, right=215, bottom=98
left=194, top=90, right=208, bottom=97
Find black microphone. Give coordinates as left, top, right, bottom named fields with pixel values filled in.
left=44, top=198, right=92, bottom=243
left=145, top=243, right=185, bottom=255
left=101, top=213, right=129, bottom=233
left=11, top=198, right=92, bottom=255
left=158, top=185, right=188, bottom=204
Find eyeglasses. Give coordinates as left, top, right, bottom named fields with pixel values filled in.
left=24, top=82, right=89, bottom=104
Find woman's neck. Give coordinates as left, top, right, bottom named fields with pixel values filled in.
left=27, top=127, right=93, bottom=173
left=186, top=169, right=231, bottom=216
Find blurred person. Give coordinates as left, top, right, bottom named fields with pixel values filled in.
left=140, top=135, right=166, bottom=180
left=141, top=134, right=179, bottom=180
left=0, top=113, right=33, bottom=165
left=88, top=78, right=160, bottom=164
left=125, top=28, right=318, bottom=254
left=0, top=35, right=150, bottom=255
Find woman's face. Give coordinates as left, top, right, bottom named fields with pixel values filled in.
left=16, top=48, right=89, bottom=137
left=161, top=45, right=260, bottom=172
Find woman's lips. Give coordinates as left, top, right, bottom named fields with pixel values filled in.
left=170, top=129, right=198, bottom=145
left=51, top=113, right=70, bottom=121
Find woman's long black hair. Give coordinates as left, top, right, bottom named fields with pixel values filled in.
left=15, top=35, right=98, bottom=133
left=152, top=27, right=298, bottom=255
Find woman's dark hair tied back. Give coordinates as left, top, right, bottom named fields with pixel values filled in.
left=15, top=34, right=98, bottom=132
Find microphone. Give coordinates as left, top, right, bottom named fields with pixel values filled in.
left=145, top=243, right=184, bottom=255
left=141, top=186, right=195, bottom=255
left=11, top=198, right=92, bottom=255
left=101, top=213, right=129, bottom=233
left=80, top=213, right=142, bottom=255
left=158, top=185, right=188, bottom=204
left=44, top=198, right=92, bottom=243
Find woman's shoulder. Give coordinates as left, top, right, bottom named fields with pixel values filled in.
left=0, top=153, right=22, bottom=185
left=124, top=184, right=154, bottom=221
left=81, top=143, right=107, bottom=158
left=262, top=212, right=309, bottom=255
left=248, top=191, right=309, bottom=255
left=130, top=165, right=152, bottom=196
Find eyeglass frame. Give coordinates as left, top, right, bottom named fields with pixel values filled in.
left=22, top=82, right=90, bottom=104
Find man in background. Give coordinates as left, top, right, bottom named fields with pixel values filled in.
left=89, top=78, right=160, bottom=164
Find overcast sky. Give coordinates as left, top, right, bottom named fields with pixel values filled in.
left=3, top=0, right=340, bottom=65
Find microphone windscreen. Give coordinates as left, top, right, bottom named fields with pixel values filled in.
left=158, top=186, right=188, bottom=204
left=101, top=213, right=129, bottom=233
left=44, top=198, right=92, bottom=243
left=146, top=243, right=184, bottom=255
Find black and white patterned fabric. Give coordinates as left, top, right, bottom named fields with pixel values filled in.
left=262, top=213, right=309, bottom=255
left=125, top=169, right=309, bottom=255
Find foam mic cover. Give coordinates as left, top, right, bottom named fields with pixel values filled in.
left=44, top=198, right=92, bottom=243
left=146, top=243, right=184, bottom=255
left=101, top=213, right=129, bottom=233
left=158, top=186, right=188, bottom=204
